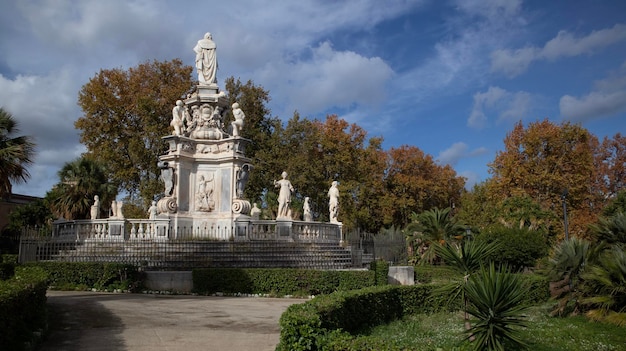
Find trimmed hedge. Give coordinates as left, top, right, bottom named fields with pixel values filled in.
left=369, top=260, right=389, bottom=285
left=0, top=266, right=49, bottom=351
left=26, top=262, right=143, bottom=291
left=276, top=273, right=549, bottom=351
left=193, top=268, right=376, bottom=296
left=276, top=284, right=461, bottom=351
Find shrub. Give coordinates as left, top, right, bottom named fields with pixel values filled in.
left=369, top=259, right=389, bottom=285
left=192, top=268, right=375, bottom=296
left=276, top=284, right=460, bottom=351
left=476, top=227, right=549, bottom=271
left=27, top=262, right=142, bottom=291
left=0, top=266, right=49, bottom=350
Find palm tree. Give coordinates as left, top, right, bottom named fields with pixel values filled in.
left=544, top=237, right=596, bottom=316
left=405, top=207, right=466, bottom=264
left=47, top=157, right=117, bottom=219
left=581, top=247, right=626, bottom=326
left=588, top=212, right=626, bottom=248
left=0, top=107, right=35, bottom=197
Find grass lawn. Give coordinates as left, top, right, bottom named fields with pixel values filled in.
left=362, top=304, right=626, bottom=351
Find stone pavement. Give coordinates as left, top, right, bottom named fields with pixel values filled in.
left=39, top=290, right=305, bottom=351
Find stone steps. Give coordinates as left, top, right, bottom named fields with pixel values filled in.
left=50, top=240, right=354, bottom=270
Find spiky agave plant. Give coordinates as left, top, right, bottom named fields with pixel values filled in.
left=464, top=263, right=530, bottom=351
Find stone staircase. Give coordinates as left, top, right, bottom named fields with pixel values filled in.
left=50, top=240, right=355, bottom=270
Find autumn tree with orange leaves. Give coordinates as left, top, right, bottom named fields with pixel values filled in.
left=486, top=119, right=624, bottom=239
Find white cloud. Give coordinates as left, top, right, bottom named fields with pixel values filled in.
left=455, top=0, right=522, bottom=19
left=491, top=24, right=626, bottom=77
left=468, top=86, right=533, bottom=129
left=459, top=170, right=481, bottom=190
left=261, top=41, right=394, bottom=115
left=560, top=91, right=626, bottom=122
left=437, top=142, right=489, bottom=166
left=560, top=62, right=626, bottom=122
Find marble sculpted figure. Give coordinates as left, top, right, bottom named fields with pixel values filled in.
left=250, top=203, right=261, bottom=220
left=171, top=100, right=185, bottom=136
left=231, top=102, right=245, bottom=137
left=274, top=171, right=294, bottom=219
left=90, top=195, right=100, bottom=220
left=328, top=181, right=339, bottom=223
left=194, top=32, right=218, bottom=85
left=303, top=197, right=312, bottom=222
left=196, top=174, right=215, bottom=211
left=148, top=200, right=158, bottom=219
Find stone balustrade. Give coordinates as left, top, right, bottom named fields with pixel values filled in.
left=52, top=218, right=342, bottom=243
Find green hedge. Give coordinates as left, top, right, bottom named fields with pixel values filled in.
left=276, top=273, right=549, bottom=351
left=369, top=260, right=389, bottom=285
left=0, top=266, right=49, bottom=351
left=414, top=265, right=462, bottom=284
left=26, top=262, right=143, bottom=291
left=193, top=268, right=375, bottom=296
left=276, top=284, right=460, bottom=351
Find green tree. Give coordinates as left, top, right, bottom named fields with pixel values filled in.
left=407, top=207, right=466, bottom=264
left=476, top=226, right=549, bottom=272
left=47, top=157, right=117, bottom=219
left=76, top=59, right=194, bottom=204
left=602, top=189, right=626, bottom=218
left=0, top=107, right=35, bottom=197
left=224, top=77, right=281, bottom=204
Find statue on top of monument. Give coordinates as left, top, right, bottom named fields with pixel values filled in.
left=194, top=32, right=218, bottom=85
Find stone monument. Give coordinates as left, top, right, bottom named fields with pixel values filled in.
left=156, top=32, right=253, bottom=239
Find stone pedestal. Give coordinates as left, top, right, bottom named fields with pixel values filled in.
left=388, top=266, right=415, bottom=285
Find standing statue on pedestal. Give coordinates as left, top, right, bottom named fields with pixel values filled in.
left=90, top=195, right=100, bottom=220
left=328, top=181, right=340, bottom=223
left=171, top=100, right=185, bottom=136
left=303, top=197, right=313, bottom=222
left=158, top=161, right=174, bottom=196
left=148, top=200, right=158, bottom=219
left=235, top=164, right=250, bottom=199
left=231, top=102, right=245, bottom=137
left=194, top=32, right=217, bottom=85
left=274, top=171, right=294, bottom=219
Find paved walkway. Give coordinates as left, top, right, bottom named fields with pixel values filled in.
left=39, top=291, right=304, bottom=351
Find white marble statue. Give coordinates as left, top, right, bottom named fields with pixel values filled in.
left=158, top=161, right=174, bottom=196
left=196, top=174, right=215, bottom=211
left=328, top=181, right=339, bottom=223
left=111, top=200, right=118, bottom=218
left=250, top=203, right=261, bottom=220
left=116, top=201, right=124, bottom=219
left=231, top=102, right=245, bottom=137
left=194, top=32, right=217, bottom=85
left=274, top=171, right=294, bottom=219
left=148, top=200, right=158, bottom=219
left=171, top=100, right=185, bottom=136
left=90, top=195, right=100, bottom=220
left=303, top=197, right=313, bottom=222
left=235, top=164, right=250, bottom=199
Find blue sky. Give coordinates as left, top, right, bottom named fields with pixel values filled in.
left=1, top=0, right=625, bottom=198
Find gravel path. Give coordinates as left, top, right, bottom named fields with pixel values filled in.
left=38, top=290, right=304, bottom=351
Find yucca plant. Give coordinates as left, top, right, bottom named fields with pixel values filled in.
left=435, top=240, right=501, bottom=335
left=464, top=263, right=530, bottom=351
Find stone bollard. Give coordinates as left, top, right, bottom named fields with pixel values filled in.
left=387, top=266, right=415, bottom=285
